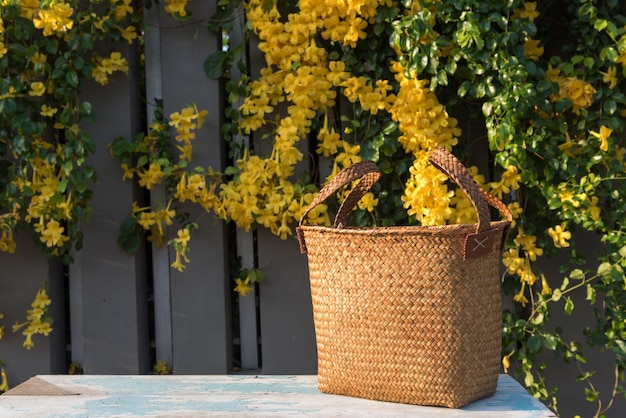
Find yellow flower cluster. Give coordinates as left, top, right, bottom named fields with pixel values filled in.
left=0, top=366, right=8, bottom=393
left=153, top=359, right=172, bottom=375
left=164, top=0, right=190, bottom=18
left=12, top=288, right=53, bottom=350
left=7, top=140, right=74, bottom=253
left=0, top=220, right=16, bottom=254
left=384, top=62, right=463, bottom=225
left=547, top=67, right=596, bottom=114
left=92, top=52, right=130, bottom=86
left=234, top=278, right=253, bottom=297
left=32, top=1, right=74, bottom=37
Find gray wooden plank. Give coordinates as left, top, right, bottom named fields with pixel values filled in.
left=69, top=42, right=150, bottom=374
left=0, top=234, right=66, bottom=386
left=158, top=1, right=231, bottom=374
left=256, top=229, right=317, bottom=374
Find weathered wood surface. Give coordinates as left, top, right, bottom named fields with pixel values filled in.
left=0, top=374, right=555, bottom=417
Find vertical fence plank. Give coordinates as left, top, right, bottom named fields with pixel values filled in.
left=143, top=2, right=173, bottom=370
left=0, top=234, right=66, bottom=387
left=69, top=42, right=150, bottom=374
left=236, top=229, right=259, bottom=370
left=256, top=228, right=317, bottom=374
left=157, top=2, right=232, bottom=374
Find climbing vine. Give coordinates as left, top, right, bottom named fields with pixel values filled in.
left=2, top=1, right=626, bottom=414
left=200, top=0, right=626, bottom=415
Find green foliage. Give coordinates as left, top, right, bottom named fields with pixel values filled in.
left=0, top=1, right=136, bottom=263
left=390, top=1, right=626, bottom=415
left=207, top=0, right=626, bottom=415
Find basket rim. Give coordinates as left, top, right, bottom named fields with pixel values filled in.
left=298, top=220, right=510, bottom=236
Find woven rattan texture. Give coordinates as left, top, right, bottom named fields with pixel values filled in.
left=301, top=224, right=505, bottom=408
left=298, top=148, right=511, bottom=408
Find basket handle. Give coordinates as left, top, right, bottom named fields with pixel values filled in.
left=296, top=161, right=381, bottom=252
left=297, top=148, right=512, bottom=256
left=300, top=161, right=382, bottom=229
left=428, top=147, right=512, bottom=232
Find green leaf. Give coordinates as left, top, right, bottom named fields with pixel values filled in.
left=527, top=335, right=542, bottom=353
left=457, top=80, right=471, bottom=97
left=117, top=218, right=142, bottom=253
left=530, top=312, right=544, bottom=325
left=137, top=155, right=149, bottom=167
left=614, top=340, right=626, bottom=360
left=594, top=19, right=607, bottom=31
left=586, top=283, right=596, bottom=304
left=585, top=388, right=597, bottom=402
left=248, top=268, right=265, bottom=284
left=66, top=71, right=79, bottom=87
left=204, top=51, right=230, bottom=79
left=551, top=288, right=562, bottom=302
left=543, top=334, right=558, bottom=350
left=564, top=297, right=574, bottom=315
left=597, top=262, right=611, bottom=276
left=570, top=269, right=585, bottom=280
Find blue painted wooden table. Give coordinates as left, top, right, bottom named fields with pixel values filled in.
left=0, top=374, right=555, bottom=417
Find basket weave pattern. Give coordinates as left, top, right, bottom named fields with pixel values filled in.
left=297, top=148, right=512, bottom=408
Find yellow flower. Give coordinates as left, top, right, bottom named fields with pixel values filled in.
left=514, top=230, right=544, bottom=261
left=41, top=104, right=58, bottom=117
left=137, top=163, right=164, bottom=190
left=234, top=278, right=253, bottom=297
left=164, top=0, right=189, bottom=17
left=39, top=219, right=68, bottom=247
left=120, top=163, right=135, bottom=180
left=523, top=39, right=543, bottom=61
left=103, top=52, right=129, bottom=74
left=171, top=251, right=187, bottom=272
left=137, top=211, right=156, bottom=230
left=0, top=228, right=16, bottom=254
left=513, top=291, right=529, bottom=307
left=31, top=52, right=48, bottom=65
left=29, top=81, right=46, bottom=97
left=22, top=333, right=34, bottom=349
left=32, top=289, right=52, bottom=309
left=113, top=0, right=134, bottom=21
left=540, top=274, right=552, bottom=296
left=153, top=360, right=172, bottom=375
left=357, top=192, right=378, bottom=212
left=120, top=25, right=137, bottom=44
left=617, top=50, right=626, bottom=67
left=548, top=223, right=571, bottom=248
left=590, top=125, right=612, bottom=152
left=0, top=368, right=9, bottom=393
left=19, top=0, right=40, bottom=20
left=599, top=66, right=618, bottom=89
left=550, top=76, right=596, bottom=113
left=176, top=228, right=191, bottom=246
left=502, top=355, right=511, bottom=373
left=33, top=2, right=74, bottom=37
left=507, top=201, right=524, bottom=219
left=587, top=196, right=601, bottom=222
left=512, top=2, right=540, bottom=22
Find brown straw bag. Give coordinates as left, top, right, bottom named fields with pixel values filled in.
left=296, top=147, right=512, bottom=408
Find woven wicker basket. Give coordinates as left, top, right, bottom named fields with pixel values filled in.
left=296, top=147, right=512, bottom=408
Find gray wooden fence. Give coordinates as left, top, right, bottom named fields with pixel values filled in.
left=1, top=4, right=625, bottom=417
left=0, top=2, right=315, bottom=388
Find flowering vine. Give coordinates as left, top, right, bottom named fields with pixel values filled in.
left=0, top=0, right=138, bottom=387
left=199, top=0, right=626, bottom=415
left=2, top=1, right=626, bottom=414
